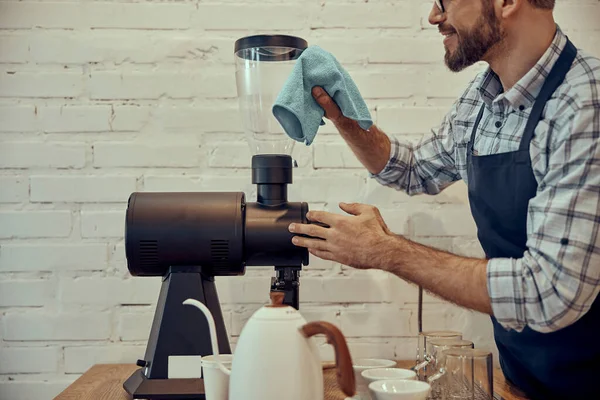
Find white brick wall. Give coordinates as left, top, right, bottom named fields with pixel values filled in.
left=3, top=312, right=112, bottom=341
left=0, top=347, right=60, bottom=374
left=0, top=1, right=598, bottom=399
left=0, top=70, right=83, bottom=98
left=0, top=243, right=108, bottom=272
left=30, top=175, right=137, bottom=203
left=64, top=344, right=146, bottom=374
left=0, top=280, right=57, bottom=307
left=0, top=143, right=86, bottom=169
left=0, top=211, right=72, bottom=239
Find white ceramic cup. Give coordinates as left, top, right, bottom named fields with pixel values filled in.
left=350, top=359, right=397, bottom=400
left=361, top=368, right=417, bottom=387
left=201, top=354, right=233, bottom=400
left=368, top=379, right=431, bottom=400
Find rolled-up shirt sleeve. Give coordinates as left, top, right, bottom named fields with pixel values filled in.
left=488, top=101, right=600, bottom=333
left=370, top=106, right=462, bottom=196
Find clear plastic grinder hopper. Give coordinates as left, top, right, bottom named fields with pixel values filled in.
left=235, top=35, right=308, bottom=156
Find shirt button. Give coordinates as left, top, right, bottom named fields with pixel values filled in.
left=495, top=121, right=502, bottom=128
left=519, top=105, right=525, bottom=111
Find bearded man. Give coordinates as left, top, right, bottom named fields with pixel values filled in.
left=289, top=1, right=600, bottom=399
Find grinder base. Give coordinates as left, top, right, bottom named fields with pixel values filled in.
left=124, top=368, right=205, bottom=399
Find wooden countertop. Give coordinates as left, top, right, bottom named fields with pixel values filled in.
left=54, top=361, right=529, bottom=400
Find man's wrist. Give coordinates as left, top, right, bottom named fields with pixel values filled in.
left=334, top=121, right=392, bottom=176
left=376, top=234, right=455, bottom=279
left=373, top=234, right=409, bottom=274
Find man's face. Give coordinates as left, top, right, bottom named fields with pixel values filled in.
left=431, top=0, right=506, bottom=72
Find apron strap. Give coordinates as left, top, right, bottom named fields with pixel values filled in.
left=518, top=39, right=578, bottom=151
left=469, top=104, right=486, bottom=154
left=468, top=39, right=577, bottom=155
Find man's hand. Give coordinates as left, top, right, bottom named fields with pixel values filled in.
left=312, top=86, right=342, bottom=121
left=312, top=86, right=365, bottom=134
left=288, top=202, right=394, bottom=270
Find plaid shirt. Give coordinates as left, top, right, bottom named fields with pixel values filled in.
left=372, top=27, right=600, bottom=333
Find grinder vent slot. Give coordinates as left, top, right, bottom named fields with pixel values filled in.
left=210, top=240, right=229, bottom=269
left=139, top=240, right=159, bottom=268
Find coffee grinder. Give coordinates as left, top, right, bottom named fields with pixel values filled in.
left=123, top=35, right=314, bottom=399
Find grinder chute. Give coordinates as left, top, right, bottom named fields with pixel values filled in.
left=124, top=34, right=312, bottom=399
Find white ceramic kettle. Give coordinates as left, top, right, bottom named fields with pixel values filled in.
left=183, top=292, right=356, bottom=400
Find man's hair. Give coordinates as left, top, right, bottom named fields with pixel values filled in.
left=528, top=0, right=555, bottom=9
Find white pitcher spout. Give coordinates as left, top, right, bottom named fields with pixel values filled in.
left=182, top=298, right=232, bottom=376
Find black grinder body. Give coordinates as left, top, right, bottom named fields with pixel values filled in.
left=125, top=155, right=309, bottom=278
left=126, top=193, right=308, bottom=276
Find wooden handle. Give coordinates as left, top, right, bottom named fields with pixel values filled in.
left=301, top=322, right=356, bottom=397
left=322, top=361, right=336, bottom=370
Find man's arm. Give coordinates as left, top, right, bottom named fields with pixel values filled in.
left=312, top=86, right=392, bottom=175
left=312, top=86, right=462, bottom=195
left=290, top=202, right=494, bottom=315
left=382, top=100, right=600, bottom=332
left=382, top=236, right=493, bottom=315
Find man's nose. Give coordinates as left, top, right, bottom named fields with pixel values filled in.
left=428, top=3, right=446, bottom=26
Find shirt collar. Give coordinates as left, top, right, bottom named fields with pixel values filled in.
left=477, top=25, right=567, bottom=112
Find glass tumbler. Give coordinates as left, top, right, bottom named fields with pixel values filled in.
left=415, top=331, right=462, bottom=380
left=430, top=348, right=493, bottom=400
left=425, top=339, right=474, bottom=400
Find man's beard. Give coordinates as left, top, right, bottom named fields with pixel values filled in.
left=444, top=3, right=505, bottom=72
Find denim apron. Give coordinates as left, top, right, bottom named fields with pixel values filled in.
left=467, top=39, right=600, bottom=399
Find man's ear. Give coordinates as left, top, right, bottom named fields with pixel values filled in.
left=495, top=0, right=524, bottom=19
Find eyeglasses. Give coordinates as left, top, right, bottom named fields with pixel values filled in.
left=435, top=0, right=446, bottom=13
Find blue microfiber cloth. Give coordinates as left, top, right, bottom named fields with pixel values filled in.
left=272, top=45, right=373, bottom=146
